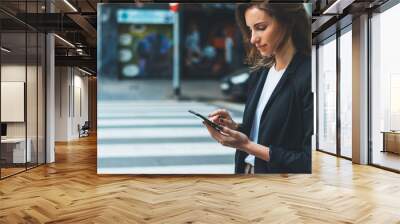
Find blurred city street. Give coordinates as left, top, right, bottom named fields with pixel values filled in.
left=97, top=79, right=245, bottom=174
left=99, top=78, right=232, bottom=101
left=97, top=3, right=248, bottom=174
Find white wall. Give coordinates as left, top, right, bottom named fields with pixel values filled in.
left=1, top=65, right=26, bottom=81
left=1, top=64, right=46, bottom=164
left=55, top=66, right=69, bottom=141
left=55, top=67, right=89, bottom=141
left=73, top=73, right=89, bottom=137
left=1, top=65, right=37, bottom=138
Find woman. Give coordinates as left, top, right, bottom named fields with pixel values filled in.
left=203, top=2, right=312, bottom=174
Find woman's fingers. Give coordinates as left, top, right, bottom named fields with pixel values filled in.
left=218, top=117, right=238, bottom=130
left=208, top=115, right=220, bottom=123
left=203, top=120, right=246, bottom=149
left=208, top=109, right=229, bottom=118
left=203, top=121, right=222, bottom=142
left=208, top=109, right=236, bottom=127
left=208, top=109, right=223, bottom=117
left=219, top=117, right=233, bottom=124
left=209, top=116, right=230, bottom=126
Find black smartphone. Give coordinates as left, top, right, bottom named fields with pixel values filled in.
left=188, top=110, right=223, bottom=132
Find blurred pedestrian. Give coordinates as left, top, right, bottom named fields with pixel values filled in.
left=224, top=28, right=234, bottom=73
left=185, top=23, right=202, bottom=66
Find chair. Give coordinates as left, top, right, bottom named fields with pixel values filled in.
left=79, top=121, right=90, bottom=138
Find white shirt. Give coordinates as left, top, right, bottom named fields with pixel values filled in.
left=244, top=65, right=286, bottom=166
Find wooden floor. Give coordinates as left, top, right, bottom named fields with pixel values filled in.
left=1, top=135, right=400, bottom=223
left=372, top=150, right=400, bottom=171
left=0, top=167, right=26, bottom=178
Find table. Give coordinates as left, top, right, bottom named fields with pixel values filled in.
left=381, top=131, right=400, bottom=154
left=1, top=138, right=32, bottom=163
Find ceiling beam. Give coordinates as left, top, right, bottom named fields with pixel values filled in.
left=312, top=15, right=335, bottom=33
left=67, top=13, right=97, bottom=43
left=322, top=0, right=356, bottom=15
left=55, top=55, right=96, bottom=70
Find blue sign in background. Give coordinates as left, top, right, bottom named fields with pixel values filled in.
left=117, top=9, right=175, bottom=24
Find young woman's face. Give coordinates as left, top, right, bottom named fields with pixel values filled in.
left=244, top=7, right=284, bottom=57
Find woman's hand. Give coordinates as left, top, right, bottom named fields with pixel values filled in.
left=208, top=109, right=239, bottom=130
left=203, top=121, right=250, bottom=150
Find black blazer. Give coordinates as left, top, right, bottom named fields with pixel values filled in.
left=235, top=52, right=313, bottom=174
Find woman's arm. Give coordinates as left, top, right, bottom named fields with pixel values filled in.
left=241, top=141, right=270, bottom=162
left=203, top=122, right=271, bottom=162
left=203, top=87, right=312, bottom=169
left=266, top=77, right=313, bottom=172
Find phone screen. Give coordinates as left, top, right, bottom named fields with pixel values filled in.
left=188, top=110, right=223, bottom=132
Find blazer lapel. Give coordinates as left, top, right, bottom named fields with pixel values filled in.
left=242, top=68, right=269, bottom=135
left=260, top=52, right=303, bottom=121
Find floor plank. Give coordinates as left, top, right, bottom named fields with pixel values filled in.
left=0, top=134, right=400, bottom=223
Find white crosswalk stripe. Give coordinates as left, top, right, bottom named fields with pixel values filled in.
left=98, top=100, right=243, bottom=174
left=98, top=143, right=234, bottom=157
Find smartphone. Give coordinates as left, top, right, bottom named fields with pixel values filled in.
left=188, top=110, right=223, bottom=132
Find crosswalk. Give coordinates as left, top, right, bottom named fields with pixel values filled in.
left=97, top=100, right=243, bottom=174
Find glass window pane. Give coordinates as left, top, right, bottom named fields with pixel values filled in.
left=38, top=32, right=45, bottom=165
left=312, top=45, right=317, bottom=151
left=318, top=37, right=337, bottom=154
left=27, top=31, right=38, bottom=169
left=371, top=3, right=400, bottom=171
left=1, top=30, right=28, bottom=177
left=1, top=0, right=46, bottom=179
left=340, top=29, right=352, bottom=158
